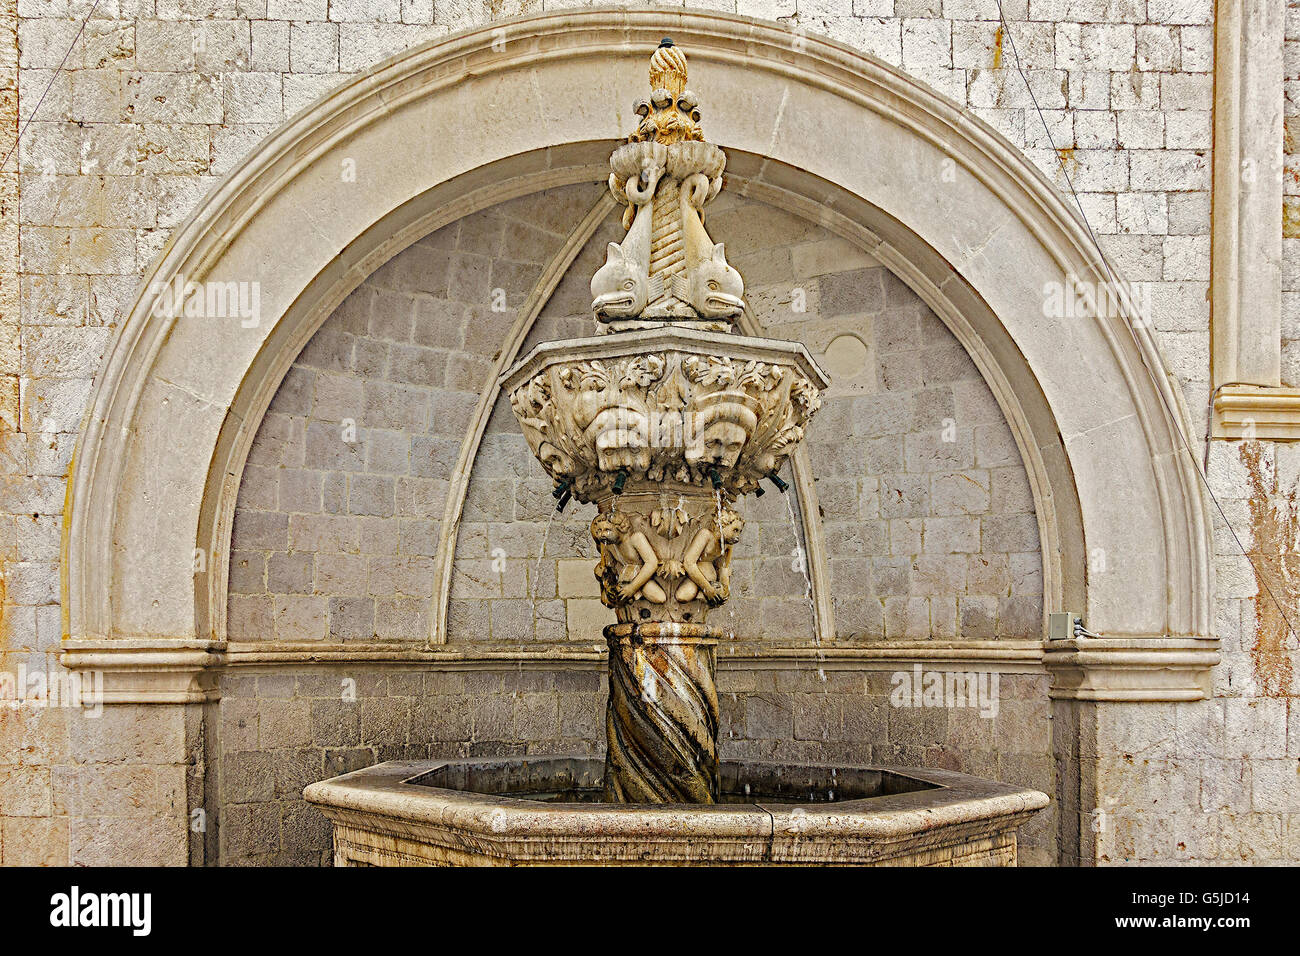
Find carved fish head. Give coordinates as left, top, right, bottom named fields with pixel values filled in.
left=591, top=242, right=648, bottom=319
left=691, top=243, right=744, bottom=318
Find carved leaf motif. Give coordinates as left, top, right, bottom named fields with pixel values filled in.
left=561, top=361, right=612, bottom=391
left=791, top=376, right=822, bottom=416
left=683, top=355, right=736, bottom=386
left=622, top=354, right=666, bottom=389
left=736, top=361, right=783, bottom=391
left=509, top=376, right=554, bottom=434
left=770, top=423, right=805, bottom=453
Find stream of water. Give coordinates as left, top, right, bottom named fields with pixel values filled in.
left=782, top=481, right=827, bottom=685
left=530, top=504, right=559, bottom=631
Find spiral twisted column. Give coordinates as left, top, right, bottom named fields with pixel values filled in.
left=649, top=177, right=685, bottom=292
left=604, top=622, right=720, bottom=803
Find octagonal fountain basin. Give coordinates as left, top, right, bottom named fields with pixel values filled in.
left=304, top=757, right=1048, bottom=866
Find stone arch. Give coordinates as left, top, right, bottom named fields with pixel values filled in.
left=63, top=10, right=1214, bottom=687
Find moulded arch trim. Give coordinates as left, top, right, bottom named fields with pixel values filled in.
left=63, top=8, right=1213, bottom=650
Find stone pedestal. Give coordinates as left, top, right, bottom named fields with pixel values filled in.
left=505, top=327, right=827, bottom=804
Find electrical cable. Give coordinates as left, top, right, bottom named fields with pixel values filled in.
left=995, top=0, right=1298, bottom=646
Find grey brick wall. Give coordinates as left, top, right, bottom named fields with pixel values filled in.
left=226, top=183, right=603, bottom=642
left=217, top=666, right=605, bottom=865
left=713, top=192, right=1043, bottom=641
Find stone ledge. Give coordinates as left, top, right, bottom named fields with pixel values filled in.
left=61, top=637, right=1218, bottom=703
left=59, top=639, right=226, bottom=704
left=743, top=640, right=1044, bottom=672
left=55, top=638, right=1047, bottom=704
left=1212, top=385, right=1300, bottom=439
left=1042, top=637, right=1220, bottom=702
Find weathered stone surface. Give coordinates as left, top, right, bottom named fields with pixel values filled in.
left=4, top=0, right=1291, bottom=870
left=305, top=758, right=1047, bottom=866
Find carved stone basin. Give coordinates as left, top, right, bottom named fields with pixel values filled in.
left=304, top=757, right=1050, bottom=866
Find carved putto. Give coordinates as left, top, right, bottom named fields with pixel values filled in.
left=593, top=39, right=741, bottom=333
left=592, top=498, right=744, bottom=625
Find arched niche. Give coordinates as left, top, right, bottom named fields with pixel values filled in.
left=63, top=9, right=1214, bottom=694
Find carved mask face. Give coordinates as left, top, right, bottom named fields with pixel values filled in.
left=538, top=441, right=575, bottom=477
left=686, top=398, right=756, bottom=470
left=587, top=407, right=652, bottom=472
left=687, top=419, right=749, bottom=469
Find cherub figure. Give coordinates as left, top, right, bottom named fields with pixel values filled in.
left=592, top=511, right=668, bottom=605
left=675, top=508, right=744, bottom=607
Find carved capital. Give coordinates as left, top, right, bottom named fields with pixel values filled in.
left=506, top=328, right=826, bottom=502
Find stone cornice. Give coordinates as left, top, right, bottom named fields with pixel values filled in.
left=60, top=637, right=1221, bottom=702
left=59, top=639, right=225, bottom=704
left=57, top=639, right=1050, bottom=704
left=1042, top=637, right=1221, bottom=701
left=1211, top=384, right=1300, bottom=440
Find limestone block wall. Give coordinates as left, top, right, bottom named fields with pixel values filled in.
left=711, top=193, right=1043, bottom=641
left=216, top=666, right=605, bottom=866
left=225, top=183, right=603, bottom=644
left=1286, top=0, right=1300, bottom=384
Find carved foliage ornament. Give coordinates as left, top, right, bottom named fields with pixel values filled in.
left=509, top=348, right=822, bottom=501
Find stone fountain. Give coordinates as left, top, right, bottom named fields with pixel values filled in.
left=304, top=40, right=1047, bottom=865
left=504, top=38, right=826, bottom=805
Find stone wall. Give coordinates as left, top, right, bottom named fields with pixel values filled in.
left=225, top=183, right=602, bottom=643
left=217, top=665, right=605, bottom=865
left=1285, top=0, right=1300, bottom=385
